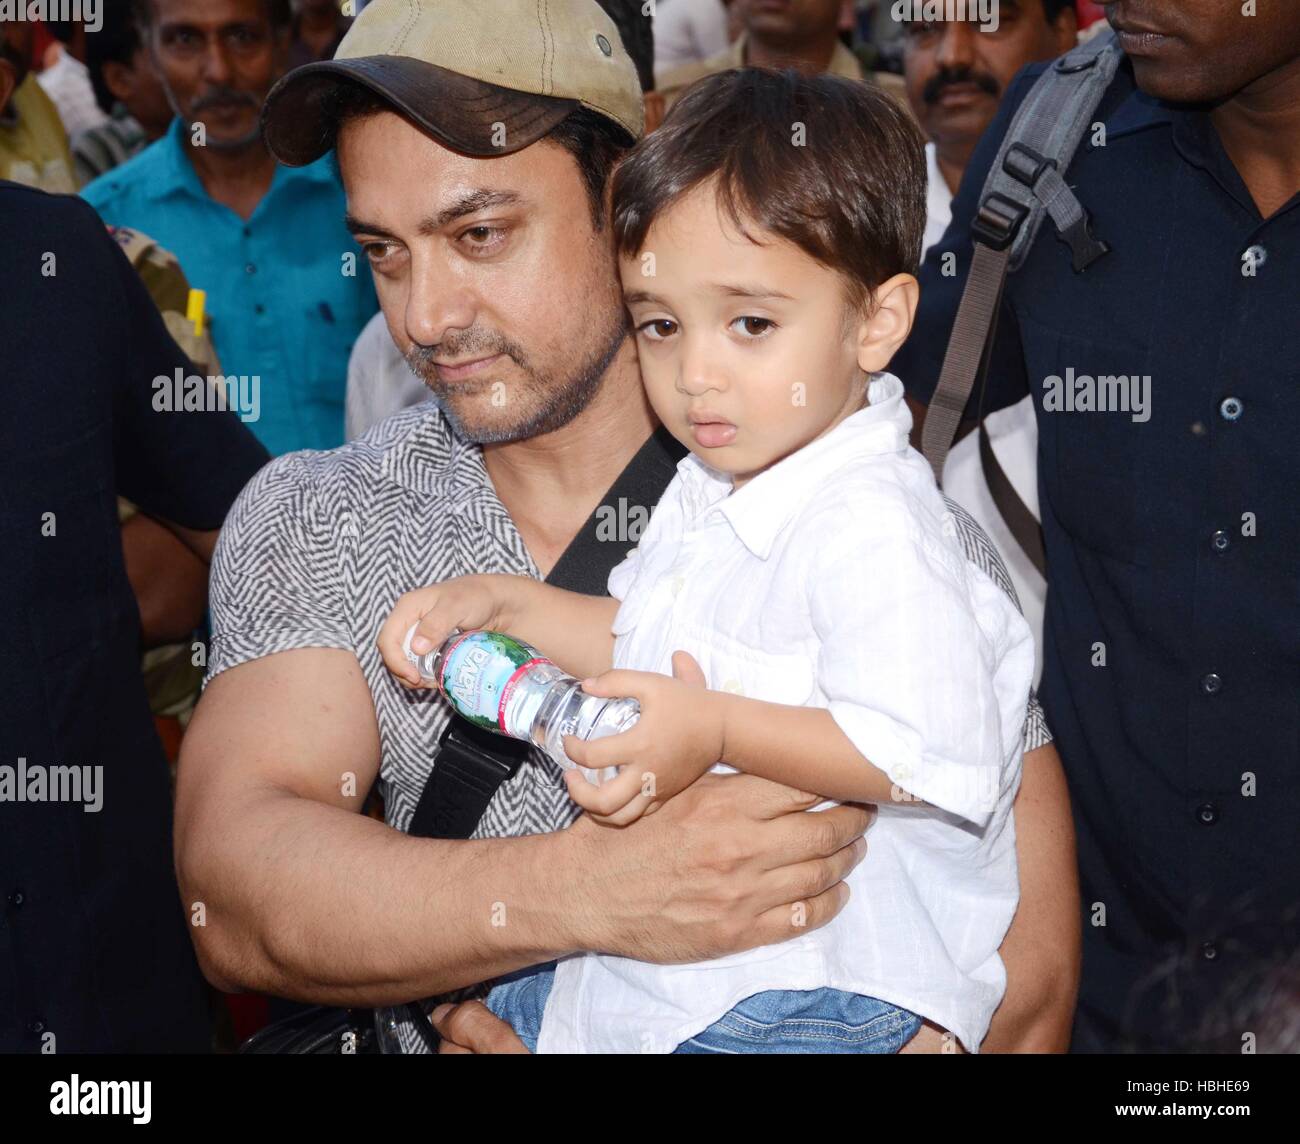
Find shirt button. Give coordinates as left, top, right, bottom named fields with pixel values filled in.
left=255, top=304, right=266, bottom=315
left=1210, top=530, right=1231, bottom=554
left=1243, top=243, right=1266, bottom=268
left=243, top=226, right=252, bottom=237
left=1201, top=941, right=1218, bottom=962
left=27, top=1017, right=46, bottom=1035
left=1200, top=672, right=1222, bottom=695
left=245, top=262, right=257, bottom=275
left=721, top=678, right=745, bottom=695
left=670, top=575, right=685, bottom=597
left=7, top=889, right=24, bottom=908
left=1219, top=396, right=1243, bottom=422
left=1196, top=802, right=1220, bottom=826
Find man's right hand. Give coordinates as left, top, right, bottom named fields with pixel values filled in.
left=563, top=773, right=873, bottom=963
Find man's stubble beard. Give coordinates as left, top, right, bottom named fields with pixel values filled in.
left=405, top=303, right=631, bottom=445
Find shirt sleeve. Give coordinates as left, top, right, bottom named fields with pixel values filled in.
left=205, top=452, right=354, bottom=683
left=891, top=64, right=1046, bottom=417
left=807, top=493, right=1028, bottom=827
left=102, top=204, right=270, bottom=529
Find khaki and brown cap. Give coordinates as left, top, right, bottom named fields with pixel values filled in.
left=262, top=0, right=644, bottom=167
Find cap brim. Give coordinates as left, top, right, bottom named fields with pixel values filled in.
left=262, top=56, right=579, bottom=167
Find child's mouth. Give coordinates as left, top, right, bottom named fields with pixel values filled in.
left=689, top=417, right=737, bottom=448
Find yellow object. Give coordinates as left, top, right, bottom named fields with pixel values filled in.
left=186, top=288, right=207, bottom=336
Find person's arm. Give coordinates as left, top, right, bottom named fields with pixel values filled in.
left=381, top=574, right=619, bottom=685
left=120, top=510, right=211, bottom=648
left=175, top=646, right=873, bottom=1002
left=984, top=740, right=1081, bottom=1051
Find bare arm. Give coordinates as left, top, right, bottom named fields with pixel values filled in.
left=983, top=741, right=1081, bottom=1052
left=120, top=512, right=210, bottom=649
left=175, top=646, right=871, bottom=1003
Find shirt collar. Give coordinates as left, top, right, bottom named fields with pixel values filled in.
left=676, top=372, right=912, bottom=560
left=144, top=116, right=339, bottom=204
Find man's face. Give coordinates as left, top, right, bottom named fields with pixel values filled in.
left=743, top=0, right=842, bottom=44
left=1102, top=1, right=1300, bottom=104
left=107, top=44, right=174, bottom=138
left=338, top=110, right=630, bottom=445
left=147, top=0, right=287, bottom=149
left=903, top=1, right=1075, bottom=153
left=619, top=181, right=868, bottom=488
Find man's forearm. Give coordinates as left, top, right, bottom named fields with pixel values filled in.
left=178, top=786, right=590, bottom=1005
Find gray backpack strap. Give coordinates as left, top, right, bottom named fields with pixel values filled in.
left=921, top=29, right=1123, bottom=490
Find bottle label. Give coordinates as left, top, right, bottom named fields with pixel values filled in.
left=437, top=630, right=549, bottom=734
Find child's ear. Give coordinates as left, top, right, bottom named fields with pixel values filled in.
left=855, top=274, right=919, bottom=374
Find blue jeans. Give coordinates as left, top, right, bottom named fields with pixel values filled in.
left=486, top=962, right=923, bottom=1054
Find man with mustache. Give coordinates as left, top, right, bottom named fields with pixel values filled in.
left=896, top=0, right=1300, bottom=1051
left=901, top=0, right=1078, bottom=256
left=176, top=0, right=1081, bottom=1055
left=82, top=0, right=377, bottom=456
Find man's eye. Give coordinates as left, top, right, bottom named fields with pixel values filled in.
left=460, top=225, right=506, bottom=251
left=363, top=241, right=398, bottom=264
left=732, top=316, right=774, bottom=338
left=638, top=318, right=678, bottom=341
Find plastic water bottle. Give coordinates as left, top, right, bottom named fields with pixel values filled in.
left=403, top=628, right=639, bottom=780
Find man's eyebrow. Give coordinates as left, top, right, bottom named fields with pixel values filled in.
left=420, top=189, right=524, bottom=233
left=345, top=190, right=524, bottom=240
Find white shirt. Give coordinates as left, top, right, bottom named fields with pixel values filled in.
left=536, top=373, right=1035, bottom=1054
left=922, top=141, right=954, bottom=259
left=344, top=310, right=430, bottom=441
left=652, top=0, right=731, bottom=83
left=36, top=49, right=109, bottom=143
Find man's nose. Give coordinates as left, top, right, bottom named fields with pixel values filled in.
left=935, top=20, right=979, bottom=71
left=200, top=35, right=234, bottom=87
left=404, top=261, right=479, bottom=349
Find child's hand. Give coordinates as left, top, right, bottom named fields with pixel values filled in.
left=377, top=574, right=512, bottom=687
left=562, top=651, right=725, bottom=826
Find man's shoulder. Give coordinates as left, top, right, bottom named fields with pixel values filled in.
left=0, top=180, right=112, bottom=254
left=235, top=401, right=451, bottom=508
left=81, top=133, right=169, bottom=211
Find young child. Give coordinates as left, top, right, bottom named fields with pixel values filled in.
left=378, top=68, right=1034, bottom=1054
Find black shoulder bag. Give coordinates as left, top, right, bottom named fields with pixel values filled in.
left=239, top=426, right=685, bottom=1054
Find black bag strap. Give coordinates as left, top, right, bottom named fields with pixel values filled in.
left=921, top=29, right=1123, bottom=579
left=405, top=423, right=686, bottom=841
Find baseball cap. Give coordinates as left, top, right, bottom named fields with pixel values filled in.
left=262, top=0, right=645, bottom=167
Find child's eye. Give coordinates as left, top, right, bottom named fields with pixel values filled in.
left=638, top=318, right=678, bottom=341
left=732, top=316, right=775, bottom=338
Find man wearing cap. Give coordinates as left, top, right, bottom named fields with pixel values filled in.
left=176, top=0, right=1079, bottom=1054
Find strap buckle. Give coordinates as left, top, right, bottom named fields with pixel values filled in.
left=971, top=192, right=1029, bottom=251
left=1002, top=142, right=1055, bottom=189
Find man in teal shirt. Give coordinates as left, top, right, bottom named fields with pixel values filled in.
left=83, top=0, right=376, bottom=455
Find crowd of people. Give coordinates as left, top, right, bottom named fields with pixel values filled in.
left=2, top=0, right=1295, bottom=1057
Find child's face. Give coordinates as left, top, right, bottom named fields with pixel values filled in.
left=619, top=182, right=871, bottom=488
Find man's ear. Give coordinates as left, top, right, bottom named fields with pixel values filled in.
left=855, top=273, right=919, bottom=373
left=102, top=58, right=134, bottom=105
left=0, top=58, right=17, bottom=118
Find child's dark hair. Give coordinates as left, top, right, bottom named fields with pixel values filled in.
left=612, top=68, right=927, bottom=309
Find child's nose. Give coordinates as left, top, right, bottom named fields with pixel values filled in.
left=677, top=339, right=728, bottom=396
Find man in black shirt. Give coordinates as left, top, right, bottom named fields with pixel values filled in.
left=0, top=182, right=269, bottom=1051
left=895, top=0, right=1300, bottom=1051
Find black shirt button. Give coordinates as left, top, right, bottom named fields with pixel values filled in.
left=255, top=304, right=266, bottom=315
left=1219, top=396, right=1243, bottom=421
left=1196, top=802, right=1220, bottom=825
left=27, top=1017, right=46, bottom=1034
left=1201, top=672, right=1222, bottom=695
left=6, top=889, right=23, bottom=908
left=245, top=263, right=257, bottom=275
left=1201, top=941, right=1218, bottom=961
left=1211, top=530, right=1231, bottom=553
